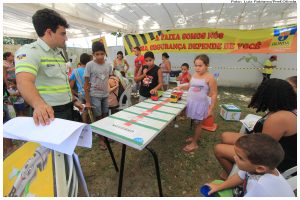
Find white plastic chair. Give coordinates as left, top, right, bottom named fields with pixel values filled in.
left=282, top=166, right=297, bottom=192
left=118, top=83, right=132, bottom=110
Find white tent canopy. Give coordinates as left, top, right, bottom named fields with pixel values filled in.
left=3, top=3, right=297, bottom=40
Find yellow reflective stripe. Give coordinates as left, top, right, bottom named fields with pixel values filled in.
left=15, top=67, right=37, bottom=75
left=16, top=63, right=38, bottom=72
left=40, top=57, right=65, bottom=60
left=40, top=60, right=65, bottom=62
left=40, top=61, right=66, bottom=65
left=39, top=89, right=70, bottom=94
left=37, top=85, right=70, bottom=90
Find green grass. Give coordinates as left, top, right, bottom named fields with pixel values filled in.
left=76, top=85, right=264, bottom=197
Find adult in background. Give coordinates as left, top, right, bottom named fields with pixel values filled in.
left=159, top=52, right=171, bottom=90
left=133, top=46, right=145, bottom=97
left=3, top=52, right=16, bottom=87
left=214, top=78, right=297, bottom=180
left=113, top=51, right=129, bottom=77
left=15, top=8, right=82, bottom=126
left=261, top=55, right=277, bottom=83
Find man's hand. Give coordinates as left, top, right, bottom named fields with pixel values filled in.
left=33, top=102, right=54, bottom=126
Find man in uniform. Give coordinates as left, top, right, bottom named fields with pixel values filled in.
left=261, top=55, right=277, bottom=83
left=15, top=8, right=81, bottom=126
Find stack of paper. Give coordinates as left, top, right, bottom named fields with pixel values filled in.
left=3, top=117, right=92, bottom=155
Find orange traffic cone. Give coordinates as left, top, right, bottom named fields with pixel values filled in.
left=201, top=115, right=217, bottom=132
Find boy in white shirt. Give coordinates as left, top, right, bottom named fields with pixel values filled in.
left=207, top=133, right=295, bottom=197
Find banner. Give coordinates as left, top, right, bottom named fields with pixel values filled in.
left=123, top=25, right=297, bottom=55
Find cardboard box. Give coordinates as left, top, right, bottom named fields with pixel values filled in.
left=220, top=104, right=241, bottom=121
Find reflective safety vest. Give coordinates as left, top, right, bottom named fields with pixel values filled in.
left=262, top=59, right=273, bottom=75
left=15, top=38, right=72, bottom=106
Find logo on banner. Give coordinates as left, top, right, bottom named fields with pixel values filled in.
left=271, top=26, right=297, bottom=49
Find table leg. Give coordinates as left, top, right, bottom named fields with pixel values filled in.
left=146, top=147, right=163, bottom=197
left=118, top=144, right=127, bottom=197
left=104, top=137, right=119, bottom=172
left=72, top=153, right=90, bottom=197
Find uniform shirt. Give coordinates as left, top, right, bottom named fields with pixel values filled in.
left=15, top=38, right=72, bottom=106
left=262, top=59, right=274, bottom=74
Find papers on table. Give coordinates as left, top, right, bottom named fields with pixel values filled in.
left=3, top=117, right=92, bottom=155
left=240, top=114, right=262, bottom=132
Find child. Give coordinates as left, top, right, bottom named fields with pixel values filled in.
left=84, top=41, right=112, bottom=150
left=70, top=53, right=92, bottom=123
left=134, top=51, right=163, bottom=102
left=206, top=134, right=295, bottom=197
left=160, top=52, right=171, bottom=91
left=175, top=54, right=217, bottom=152
left=176, top=63, right=191, bottom=84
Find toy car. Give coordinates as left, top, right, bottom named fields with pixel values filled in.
left=170, top=91, right=183, bottom=103
left=150, top=90, right=163, bottom=101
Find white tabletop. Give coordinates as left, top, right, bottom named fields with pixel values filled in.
left=91, top=89, right=188, bottom=150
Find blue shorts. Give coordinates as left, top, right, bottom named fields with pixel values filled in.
left=90, top=96, right=109, bottom=117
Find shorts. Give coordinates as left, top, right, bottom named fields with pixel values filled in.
left=90, top=96, right=109, bottom=117
left=163, top=73, right=170, bottom=84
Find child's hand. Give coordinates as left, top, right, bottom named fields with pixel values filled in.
left=173, top=86, right=181, bottom=91
left=206, top=183, right=221, bottom=196
left=115, top=80, right=119, bottom=87
left=150, top=89, right=157, bottom=95
left=85, top=102, right=92, bottom=109
left=143, top=68, right=148, bottom=75
left=74, top=100, right=84, bottom=112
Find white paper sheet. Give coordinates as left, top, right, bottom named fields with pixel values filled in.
left=240, top=114, right=262, bottom=131
left=3, top=117, right=92, bottom=155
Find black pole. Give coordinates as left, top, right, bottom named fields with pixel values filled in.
left=104, top=137, right=119, bottom=172
left=118, top=144, right=127, bottom=197
left=146, top=147, right=163, bottom=197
